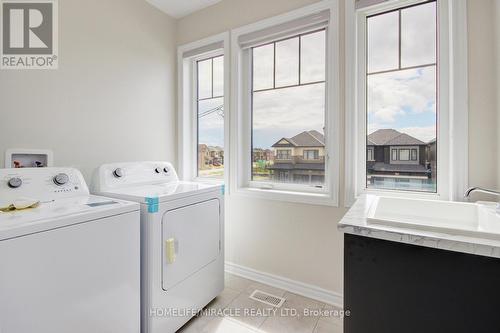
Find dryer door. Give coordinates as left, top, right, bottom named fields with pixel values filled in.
left=162, top=199, right=220, bottom=290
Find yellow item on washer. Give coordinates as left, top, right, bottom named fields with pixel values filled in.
left=0, top=198, right=40, bottom=212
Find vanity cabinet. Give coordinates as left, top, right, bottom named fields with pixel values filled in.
left=344, top=234, right=500, bottom=333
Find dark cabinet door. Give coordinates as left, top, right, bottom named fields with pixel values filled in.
left=344, top=234, right=500, bottom=333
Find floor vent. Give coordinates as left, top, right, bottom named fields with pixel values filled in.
left=249, top=290, right=286, bottom=308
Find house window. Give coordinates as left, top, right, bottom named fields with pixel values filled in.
left=411, top=149, right=418, bottom=161
left=178, top=33, right=229, bottom=184
left=367, top=148, right=374, bottom=161
left=250, top=29, right=327, bottom=186
left=276, top=149, right=292, bottom=160
left=399, top=149, right=410, bottom=161
left=303, top=150, right=319, bottom=160
left=391, top=149, right=398, bottom=161
left=365, top=1, right=437, bottom=193
left=232, top=2, right=340, bottom=205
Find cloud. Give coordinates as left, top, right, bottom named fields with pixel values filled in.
left=368, top=66, right=436, bottom=124
left=252, top=83, right=325, bottom=148
left=398, top=126, right=436, bottom=143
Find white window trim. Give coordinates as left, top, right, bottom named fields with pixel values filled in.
left=230, top=0, right=340, bottom=207
left=177, top=32, right=230, bottom=187
left=345, top=0, right=468, bottom=206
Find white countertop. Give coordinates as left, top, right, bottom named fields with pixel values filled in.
left=338, top=195, right=500, bottom=259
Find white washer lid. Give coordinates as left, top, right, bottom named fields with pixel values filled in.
left=0, top=195, right=139, bottom=240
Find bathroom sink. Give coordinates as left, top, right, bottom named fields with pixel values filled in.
left=367, top=196, right=500, bottom=240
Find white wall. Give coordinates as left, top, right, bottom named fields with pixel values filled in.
left=0, top=0, right=177, bottom=180
left=177, top=0, right=500, bottom=297
left=467, top=0, right=499, bottom=193
left=496, top=1, right=500, bottom=188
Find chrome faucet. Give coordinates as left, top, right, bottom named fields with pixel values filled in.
left=464, top=187, right=500, bottom=199
left=465, top=187, right=500, bottom=215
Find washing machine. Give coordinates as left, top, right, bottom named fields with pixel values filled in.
left=0, top=167, right=140, bottom=333
left=92, top=161, right=224, bottom=333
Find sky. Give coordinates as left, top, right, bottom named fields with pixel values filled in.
left=197, top=1, right=437, bottom=149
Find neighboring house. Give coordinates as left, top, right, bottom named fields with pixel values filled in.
left=253, top=148, right=274, bottom=162
left=198, top=144, right=224, bottom=170
left=198, top=144, right=210, bottom=170
left=209, top=146, right=224, bottom=166
left=367, top=129, right=433, bottom=190
left=268, top=130, right=325, bottom=185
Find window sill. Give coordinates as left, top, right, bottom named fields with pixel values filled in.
left=234, top=187, right=338, bottom=207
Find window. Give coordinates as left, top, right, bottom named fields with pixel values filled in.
left=365, top=1, right=437, bottom=193
left=251, top=29, right=327, bottom=186
left=399, top=149, right=410, bottom=161
left=276, top=149, right=292, bottom=160
left=197, top=55, right=224, bottom=179
left=391, top=149, right=397, bottom=161
left=303, top=150, right=319, bottom=160
left=367, top=147, right=374, bottom=161
left=178, top=33, right=229, bottom=184
left=232, top=1, right=340, bottom=205
left=346, top=0, right=469, bottom=204
left=411, top=149, right=418, bottom=161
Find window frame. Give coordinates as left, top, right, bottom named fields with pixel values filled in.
left=391, top=149, right=398, bottom=161
left=411, top=148, right=418, bottom=161
left=231, top=1, right=340, bottom=206
left=367, top=147, right=374, bottom=161
left=303, top=149, right=320, bottom=160
left=399, top=149, right=411, bottom=161
left=276, top=149, right=292, bottom=160
left=344, top=0, right=469, bottom=206
left=177, top=32, right=230, bottom=187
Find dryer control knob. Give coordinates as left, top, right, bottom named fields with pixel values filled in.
left=53, top=173, right=69, bottom=186
left=155, top=167, right=162, bottom=174
left=163, top=167, right=169, bottom=174
left=113, top=168, right=124, bottom=178
left=7, top=177, right=22, bottom=188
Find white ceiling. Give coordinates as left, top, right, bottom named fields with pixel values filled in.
left=145, top=0, right=222, bottom=18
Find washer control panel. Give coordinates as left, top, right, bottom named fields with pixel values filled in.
left=0, top=167, right=89, bottom=203
left=94, top=161, right=178, bottom=192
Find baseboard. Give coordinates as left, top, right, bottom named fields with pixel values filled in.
left=225, top=261, right=343, bottom=308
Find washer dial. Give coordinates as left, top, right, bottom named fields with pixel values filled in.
left=53, top=173, right=70, bottom=186
left=7, top=177, right=22, bottom=188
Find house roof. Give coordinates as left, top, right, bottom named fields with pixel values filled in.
left=208, top=146, right=223, bottom=152
left=367, top=129, right=425, bottom=146
left=272, top=130, right=325, bottom=148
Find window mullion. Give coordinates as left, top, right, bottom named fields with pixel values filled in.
left=211, top=58, right=214, bottom=98
left=298, top=36, right=302, bottom=85
left=398, top=9, right=402, bottom=70
left=273, top=42, right=276, bottom=89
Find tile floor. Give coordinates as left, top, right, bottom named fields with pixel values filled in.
left=177, top=273, right=344, bottom=333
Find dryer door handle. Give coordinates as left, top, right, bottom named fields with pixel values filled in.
left=165, top=238, right=177, bottom=264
